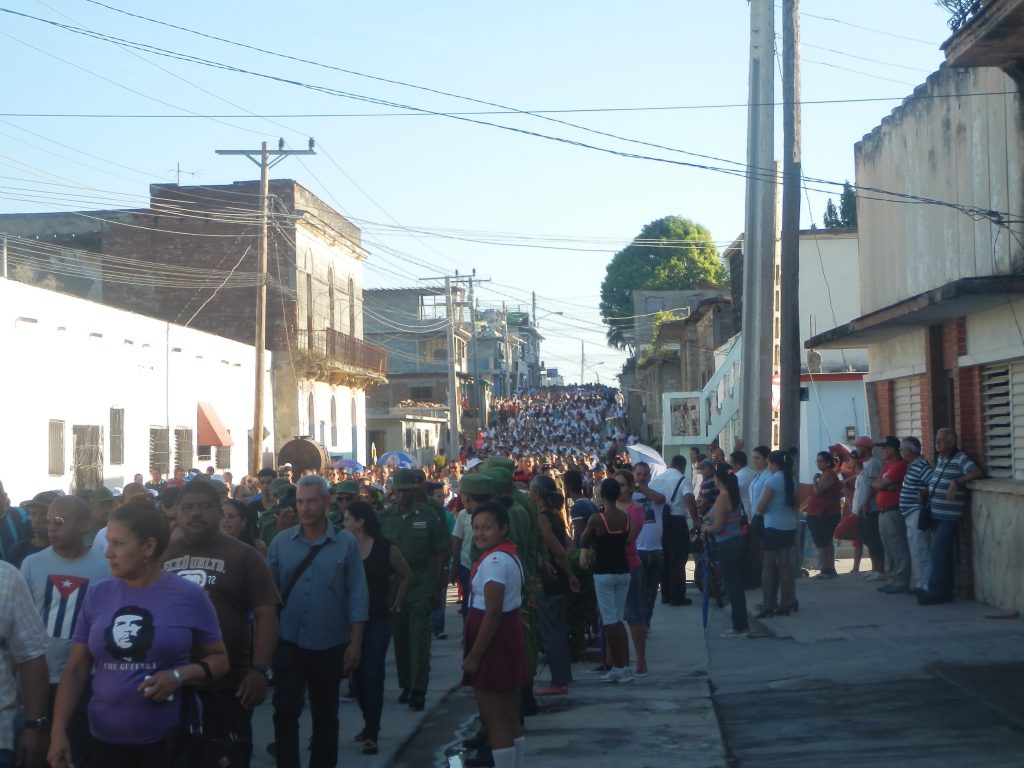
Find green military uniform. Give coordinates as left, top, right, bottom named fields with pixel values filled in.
left=379, top=469, right=448, bottom=703
left=329, top=480, right=361, bottom=526
left=257, top=478, right=294, bottom=547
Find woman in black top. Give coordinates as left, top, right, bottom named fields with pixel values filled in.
left=342, top=502, right=413, bottom=755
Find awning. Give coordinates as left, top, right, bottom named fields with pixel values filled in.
left=805, top=276, right=1024, bottom=350
left=197, top=402, right=234, bottom=447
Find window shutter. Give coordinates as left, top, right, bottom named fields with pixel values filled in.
left=982, top=365, right=1012, bottom=479
left=893, top=376, right=922, bottom=439
left=48, top=420, right=65, bottom=475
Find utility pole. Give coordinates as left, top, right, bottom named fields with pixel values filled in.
left=741, top=0, right=779, bottom=449
left=779, top=0, right=802, bottom=454
left=216, top=139, right=316, bottom=474
left=420, top=272, right=487, bottom=461
left=580, top=340, right=585, bottom=385
left=469, top=273, right=486, bottom=419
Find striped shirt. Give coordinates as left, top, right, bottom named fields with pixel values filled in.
left=923, top=451, right=979, bottom=521
left=899, top=456, right=931, bottom=516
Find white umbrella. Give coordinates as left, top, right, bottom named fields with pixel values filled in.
left=627, top=443, right=666, bottom=469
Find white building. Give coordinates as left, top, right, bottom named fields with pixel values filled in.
left=0, top=278, right=272, bottom=502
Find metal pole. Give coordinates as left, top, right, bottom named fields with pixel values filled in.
left=446, top=277, right=460, bottom=459
left=2, top=236, right=7, bottom=279
left=581, top=340, right=585, bottom=385
left=779, top=0, right=802, bottom=454
left=251, top=142, right=270, bottom=474
left=740, top=0, right=777, bottom=449
left=470, top=276, right=482, bottom=415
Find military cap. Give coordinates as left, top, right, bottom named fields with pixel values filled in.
left=459, top=473, right=498, bottom=497
left=334, top=480, right=360, bottom=496
left=270, top=477, right=295, bottom=501
left=90, top=487, right=117, bottom=503
left=392, top=468, right=419, bottom=491
left=486, top=467, right=514, bottom=492
left=412, top=469, right=427, bottom=484
left=486, top=456, right=516, bottom=472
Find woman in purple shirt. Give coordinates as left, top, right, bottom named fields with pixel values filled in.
left=48, top=500, right=228, bottom=768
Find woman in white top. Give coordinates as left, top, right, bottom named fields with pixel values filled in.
left=462, top=501, right=527, bottom=768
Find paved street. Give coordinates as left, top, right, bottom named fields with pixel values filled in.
left=249, top=560, right=1024, bottom=767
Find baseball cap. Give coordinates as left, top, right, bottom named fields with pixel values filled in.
left=22, top=490, right=63, bottom=510
left=465, top=458, right=484, bottom=472
left=874, top=435, right=901, bottom=450
left=853, top=436, right=874, bottom=450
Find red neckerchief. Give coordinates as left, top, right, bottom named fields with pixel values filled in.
left=470, top=540, right=520, bottom=583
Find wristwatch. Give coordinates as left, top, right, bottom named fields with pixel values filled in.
left=251, top=665, right=274, bottom=682
left=24, top=716, right=49, bottom=732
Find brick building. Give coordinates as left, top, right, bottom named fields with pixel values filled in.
left=0, top=180, right=386, bottom=466
left=807, top=27, right=1024, bottom=611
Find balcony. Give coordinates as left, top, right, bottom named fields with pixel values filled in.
left=296, top=328, right=388, bottom=388
left=943, top=0, right=1024, bottom=68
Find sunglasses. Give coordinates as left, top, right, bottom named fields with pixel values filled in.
left=337, top=495, right=355, bottom=502
left=47, top=516, right=66, bottom=528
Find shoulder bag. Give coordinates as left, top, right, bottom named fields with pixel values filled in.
left=919, top=454, right=957, bottom=532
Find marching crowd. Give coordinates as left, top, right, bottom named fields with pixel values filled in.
left=0, top=378, right=984, bottom=768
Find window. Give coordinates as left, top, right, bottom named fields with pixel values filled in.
left=174, top=428, right=194, bottom=470
left=419, top=293, right=447, bottom=320
left=110, top=408, right=124, bottom=465
left=150, top=427, right=170, bottom=474
left=981, top=363, right=1024, bottom=479
left=645, top=296, right=665, bottom=314
left=48, top=420, right=65, bottom=475
left=215, top=445, right=231, bottom=470
left=421, top=336, right=448, bottom=362
left=72, top=425, right=103, bottom=492
left=893, top=376, right=923, bottom=440
left=410, top=385, right=433, bottom=401
left=198, top=445, right=212, bottom=461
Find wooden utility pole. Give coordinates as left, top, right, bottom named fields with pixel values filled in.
left=779, top=0, right=802, bottom=454
left=740, top=0, right=778, bottom=448
left=216, top=139, right=315, bottom=474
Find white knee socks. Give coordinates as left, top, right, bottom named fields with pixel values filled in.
left=514, top=735, right=526, bottom=767
left=492, top=746, right=516, bottom=768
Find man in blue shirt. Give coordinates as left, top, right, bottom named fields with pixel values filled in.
left=268, top=475, right=368, bottom=768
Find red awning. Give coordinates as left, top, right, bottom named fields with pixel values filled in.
left=197, top=402, right=234, bottom=447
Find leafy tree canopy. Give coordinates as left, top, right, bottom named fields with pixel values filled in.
left=823, top=181, right=857, bottom=230
left=599, top=216, right=725, bottom=349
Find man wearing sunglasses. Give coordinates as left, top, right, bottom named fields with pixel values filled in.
left=20, top=494, right=111, bottom=767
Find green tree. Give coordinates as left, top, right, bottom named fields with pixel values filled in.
left=822, top=181, right=857, bottom=230
left=599, top=216, right=725, bottom=349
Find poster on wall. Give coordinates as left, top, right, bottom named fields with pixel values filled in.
left=669, top=396, right=701, bottom=437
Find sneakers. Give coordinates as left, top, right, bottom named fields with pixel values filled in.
left=535, top=684, right=569, bottom=696
left=721, top=627, right=751, bottom=637
left=599, top=667, right=633, bottom=683
left=635, top=663, right=649, bottom=678
left=589, top=664, right=611, bottom=674
left=811, top=571, right=838, bottom=580
left=861, top=571, right=885, bottom=581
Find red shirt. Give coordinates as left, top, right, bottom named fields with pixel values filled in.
left=876, top=459, right=907, bottom=509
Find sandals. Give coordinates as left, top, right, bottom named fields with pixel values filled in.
left=362, top=739, right=379, bottom=755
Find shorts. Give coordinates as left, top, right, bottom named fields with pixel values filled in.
left=806, top=513, right=841, bottom=548
left=593, top=572, right=631, bottom=625
left=624, top=567, right=644, bottom=626
left=762, top=527, right=797, bottom=551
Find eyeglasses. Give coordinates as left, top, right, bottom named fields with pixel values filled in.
left=47, top=516, right=66, bottom=529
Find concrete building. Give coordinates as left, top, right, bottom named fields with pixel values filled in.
left=0, top=181, right=386, bottom=466
left=363, top=287, right=470, bottom=463
left=805, top=7, right=1024, bottom=612
left=0, top=278, right=270, bottom=502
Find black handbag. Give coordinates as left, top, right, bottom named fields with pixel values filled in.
left=171, top=689, right=246, bottom=768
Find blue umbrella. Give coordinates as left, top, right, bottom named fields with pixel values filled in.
left=377, top=451, right=415, bottom=467
left=701, top=542, right=711, bottom=630
left=333, top=458, right=365, bottom=472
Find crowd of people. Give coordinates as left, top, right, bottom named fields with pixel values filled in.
left=0, top=379, right=983, bottom=768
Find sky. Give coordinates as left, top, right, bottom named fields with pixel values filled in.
left=0, top=0, right=958, bottom=386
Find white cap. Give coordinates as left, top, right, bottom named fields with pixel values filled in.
left=465, top=458, right=484, bottom=472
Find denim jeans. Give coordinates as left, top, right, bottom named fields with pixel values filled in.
left=927, top=518, right=959, bottom=598
left=716, top=536, right=749, bottom=631
left=352, top=616, right=392, bottom=740
left=536, top=592, right=573, bottom=686
left=638, top=549, right=663, bottom=626
left=0, top=749, right=12, bottom=768
left=272, top=641, right=346, bottom=768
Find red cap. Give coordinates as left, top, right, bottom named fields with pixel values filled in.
left=853, top=436, right=874, bottom=450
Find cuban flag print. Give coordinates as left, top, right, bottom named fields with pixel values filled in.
left=43, top=575, right=90, bottom=639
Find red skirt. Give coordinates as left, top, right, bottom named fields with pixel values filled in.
left=462, top=608, right=529, bottom=691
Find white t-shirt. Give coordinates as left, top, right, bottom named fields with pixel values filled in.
left=734, top=466, right=756, bottom=517
left=469, top=550, right=523, bottom=613
left=633, top=491, right=663, bottom=551
left=651, top=469, right=692, bottom=517
left=451, top=509, right=474, bottom=569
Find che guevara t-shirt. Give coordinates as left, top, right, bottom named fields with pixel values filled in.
left=72, top=572, right=221, bottom=745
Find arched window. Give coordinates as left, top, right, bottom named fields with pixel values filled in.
left=307, top=393, right=315, bottom=438
left=328, top=267, right=336, bottom=332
